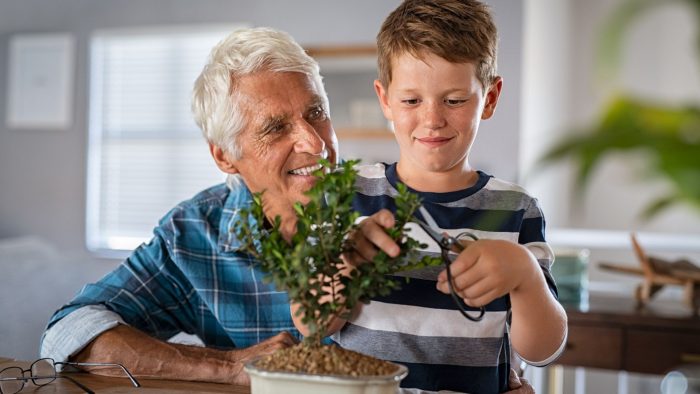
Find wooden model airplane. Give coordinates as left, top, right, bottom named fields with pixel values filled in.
left=598, top=233, right=700, bottom=313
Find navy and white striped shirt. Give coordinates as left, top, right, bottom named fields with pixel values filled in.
left=333, top=163, right=558, bottom=394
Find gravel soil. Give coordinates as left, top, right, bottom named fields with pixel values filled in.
left=253, top=344, right=399, bottom=377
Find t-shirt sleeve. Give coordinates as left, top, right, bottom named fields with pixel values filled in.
left=518, top=198, right=558, bottom=299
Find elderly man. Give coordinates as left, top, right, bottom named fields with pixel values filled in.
left=41, top=27, right=337, bottom=385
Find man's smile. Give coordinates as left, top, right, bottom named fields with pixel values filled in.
left=288, top=162, right=323, bottom=176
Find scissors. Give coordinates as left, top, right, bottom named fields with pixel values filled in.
left=413, top=208, right=486, bottom=322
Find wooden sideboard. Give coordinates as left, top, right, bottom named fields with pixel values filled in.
left=556, top=295, right=700, bottom=374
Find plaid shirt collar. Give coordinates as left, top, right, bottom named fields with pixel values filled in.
left=218, top=177, right=258, bottom=253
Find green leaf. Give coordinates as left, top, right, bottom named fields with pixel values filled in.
left=641, top=194, right=679, bottom=219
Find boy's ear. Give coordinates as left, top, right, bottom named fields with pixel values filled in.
left=481, top=76, right=503, bottom=120
left=373, top=79, right=393, bottom=121
left=209, top=143, right=239, bottom=174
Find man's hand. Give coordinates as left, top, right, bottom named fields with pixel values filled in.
left=344, top=209, right=399, bottom=265
left=505, top=368, right=535, bottom=394
left=235, top=331, right=297, bottom=360
left=72, top=325, right=297, bottom=385
left=227, top=331, right=298, bottom=385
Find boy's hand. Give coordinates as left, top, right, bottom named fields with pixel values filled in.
left=435, top=239, right=540, bottom=307
left=344, top=209, right=400, bottom=265
left=505, top=368, right=535, bottom=394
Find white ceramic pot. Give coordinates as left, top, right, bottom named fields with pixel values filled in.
left=245, top=361, right=408, bottom=394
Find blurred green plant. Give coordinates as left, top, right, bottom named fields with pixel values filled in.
left=234, top=159, right=440, bottom=347
left=540, top=0, right=700, bottom=219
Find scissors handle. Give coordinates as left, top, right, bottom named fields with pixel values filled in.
left=441, top=237, right=462, bottom=253
left=412, top=215, right=485, bottom=321
left=439, top=232, right=485, bottom=322
left=441, top=247, right=486, bottom=322
left=443, top=231, right=478, bottom=254
left=443, top=237, right=477, bottom=254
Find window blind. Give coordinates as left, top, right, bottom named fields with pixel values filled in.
left=86, top=26, right=240, bottom=252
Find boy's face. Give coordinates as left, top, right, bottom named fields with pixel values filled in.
left=374, top=51, right=501, bottom=178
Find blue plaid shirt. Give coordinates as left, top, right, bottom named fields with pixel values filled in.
left=45, top=181, right=300, bottom=350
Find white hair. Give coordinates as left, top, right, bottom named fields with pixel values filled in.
left=192, top=27, right=328, bottom=159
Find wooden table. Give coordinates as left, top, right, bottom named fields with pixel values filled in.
left=0, top=358, right=250, bottom=393
left=556, top=295, right=700, bottom=374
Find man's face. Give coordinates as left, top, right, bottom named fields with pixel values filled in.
left=213, top=71, right=338, bottom=226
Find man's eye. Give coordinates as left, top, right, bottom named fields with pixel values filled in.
left=265, top=123, right=286, bottom=134
left=308, top=107, right=327, bottom=121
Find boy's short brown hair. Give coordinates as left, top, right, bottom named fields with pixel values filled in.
left=377, top=0, right=498, bottom=89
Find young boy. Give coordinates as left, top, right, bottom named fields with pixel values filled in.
left=294, top=1, right=567, bottom=392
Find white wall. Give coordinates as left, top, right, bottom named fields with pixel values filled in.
left=520, top=0, right=575, bottom=228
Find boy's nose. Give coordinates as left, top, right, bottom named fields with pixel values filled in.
left=293, top=120, right=326, bottom=156
left=422, top=102, right=447, bottom=130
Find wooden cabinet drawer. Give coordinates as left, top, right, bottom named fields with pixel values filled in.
left=556, top=325, right=623, bottom=369
left=625, top=329, right=700, bottom=375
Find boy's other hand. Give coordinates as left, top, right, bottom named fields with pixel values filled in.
left=345, top=209, right=400, bottom=265
left=435, top=239, right=541, bottom=307
left=505, top=368, right=535, bottom=394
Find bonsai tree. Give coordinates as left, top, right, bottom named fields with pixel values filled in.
left=539, top=0, right=700, bottom=219
left=234, top=159, right=440, bottom=374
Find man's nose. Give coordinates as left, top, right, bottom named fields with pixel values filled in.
left=422, top=101, right=447, bottom=130
left=293, top=120, right=326, bottom=156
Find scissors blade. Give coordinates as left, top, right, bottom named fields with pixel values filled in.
left=413, top=217, right=448, bottom=247
left=413, top=206, right=466, bottom=253
left=417, top=205, right=440, bottom=229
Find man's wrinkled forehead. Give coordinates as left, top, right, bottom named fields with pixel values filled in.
left=234, top=72, right=324, bottom=127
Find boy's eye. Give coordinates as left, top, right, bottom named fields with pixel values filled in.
left=402, top=99, right=420, bottom=105
left=445, top=98, right=467, bottom=106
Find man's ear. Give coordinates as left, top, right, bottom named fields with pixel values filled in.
left=374, top=79, right=393, bottom=122
left=481, top=76, right=503, bottom=120
left=209, top=143, right=239, bottom=174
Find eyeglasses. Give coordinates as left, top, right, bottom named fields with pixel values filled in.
left=0, top=358, right=141, bottom=394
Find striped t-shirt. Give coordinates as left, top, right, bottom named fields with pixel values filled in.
left=332, top=163, right=558, bottom=394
